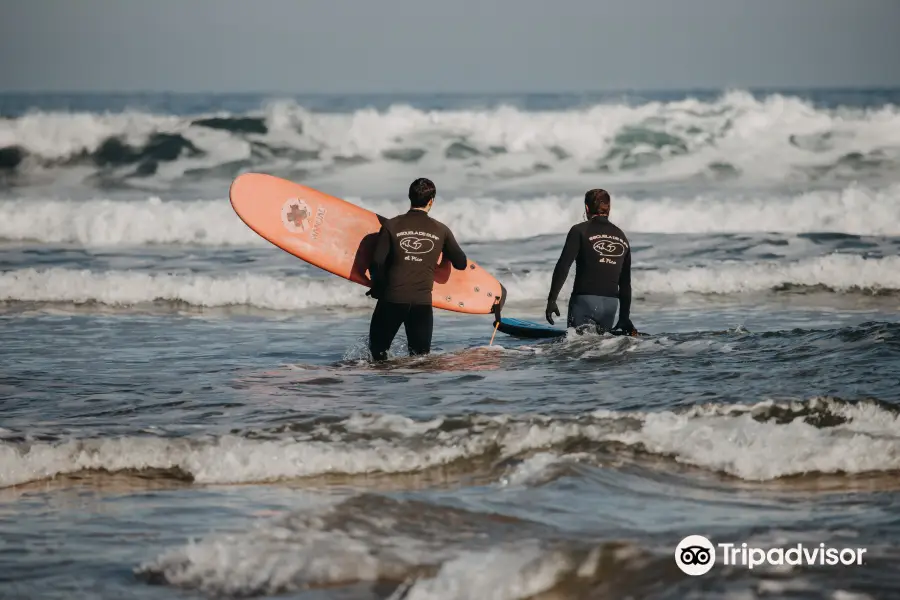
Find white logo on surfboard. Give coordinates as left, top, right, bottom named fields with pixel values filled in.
left=592, top=240, right=625, bottom=257
left=281, top=198, right=312, bottom=233
left=400, top=236, right=435, bottom=254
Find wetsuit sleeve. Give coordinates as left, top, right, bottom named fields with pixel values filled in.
left=548, top=226, right=579, bottom=302
left=442, top=227, right=468, bottom=270
left=618, top=247, right=632, bottom=320
left=369, top=224, right=391, bottom=286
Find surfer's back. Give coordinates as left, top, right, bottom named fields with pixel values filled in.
left=372, top=209, right=467, bottom=304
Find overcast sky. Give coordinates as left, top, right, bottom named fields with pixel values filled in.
left=2, top=0, right=898, bottom=93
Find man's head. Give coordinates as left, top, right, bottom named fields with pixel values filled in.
left=584, top=188, right=611, bottom=218
left=409, top=177, right=436, bottom=211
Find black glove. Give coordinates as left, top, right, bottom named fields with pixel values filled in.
left=613, top=317, right=637, bottom=335
left=366, top=285, right=383, bottom=300
left=545, top=299, right=560, bottom=325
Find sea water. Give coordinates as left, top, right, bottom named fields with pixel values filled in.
left=2, top=89, right=900, bottom=599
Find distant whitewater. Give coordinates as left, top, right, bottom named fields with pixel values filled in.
left=3, top=254, right=898, bottom=312
left=2, top=90, right=900, bottom=194
left=1, top=183, right=898, bottom=247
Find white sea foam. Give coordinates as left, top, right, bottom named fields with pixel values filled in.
left=605, top=398, right=900, bottom=480
left=0, top=267, right=365, bottom=310
left=3, top=398, right=899, bottom=489
left=1, top=255, right=896, bottom=312
left=1, top=182, right=898, bottom=246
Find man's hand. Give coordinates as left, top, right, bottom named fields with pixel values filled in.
left=366, top=286, right=382, bottom=300
left=613, top=317, right=637, bottom=335
left=545, top=299, right=560, bottom=325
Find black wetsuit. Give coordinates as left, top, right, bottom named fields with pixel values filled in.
left=368, top=209, right=467, bottom=360
left=547, top=216, right=632, bottom=329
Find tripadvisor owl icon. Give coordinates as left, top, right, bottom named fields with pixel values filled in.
left=675, top=535, right=716, bottom=576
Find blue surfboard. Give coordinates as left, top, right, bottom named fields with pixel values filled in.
left=495, top=316, right=643, bottom=340
left=495, top=317, right=566, bottom=339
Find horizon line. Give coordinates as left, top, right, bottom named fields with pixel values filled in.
left=2, top=84, right=899, bottom=96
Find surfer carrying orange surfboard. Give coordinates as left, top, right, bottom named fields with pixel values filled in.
left=366, top=178, right=470, bottom=361
left=229, top=172, right=506, bottom=357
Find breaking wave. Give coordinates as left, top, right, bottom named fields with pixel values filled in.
left=3, top=90, right=900, bottom=188
left=134, top=493, right=658, bottom=599
left=1, top=255, right=897, bottom=311
left=3, top=397, right=899, bottom=490
left=1, top=183, right=898, bottom=246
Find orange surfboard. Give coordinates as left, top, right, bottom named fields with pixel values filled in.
left=229, top=173, right=507, bottom=315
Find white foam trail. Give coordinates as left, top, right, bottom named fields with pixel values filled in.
left=0, top=268, right=365, bottom=310
left=606, top=398, right=900, bottom=481
left=0, top=429, right=494, bottom=489
left=500, top=254, right=900, bottom=302
left=2, top=255, right=897, bottom=311
left=0, top=197, right=257, bottom=246
left=330, top=184, right=900, bottom=241
left=616, top=183, right=900, bottom=237
left=3, top=399, right=899, bottom=489
left=634, top=254, right=900, bottom=295
left=2, top=183, right=898, bottom=247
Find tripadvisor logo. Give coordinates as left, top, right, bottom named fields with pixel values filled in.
left=675, top=535, right=715, bottom=576
left=674, top=534, right=868, bottom=575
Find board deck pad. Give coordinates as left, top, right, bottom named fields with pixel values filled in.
left=229, top=173, right=505, bottom=314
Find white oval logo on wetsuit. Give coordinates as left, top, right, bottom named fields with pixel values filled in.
left=399, top=236, right=436, bottom=255
left=592, top=240, right=626, bottom=257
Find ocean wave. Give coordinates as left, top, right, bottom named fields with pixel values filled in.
left=632, top=254, right=900, bottom=296
left=2, top=91, right=899, bottom=187
left=0, top=268, right=364, bottom=311
left=134, top=493, right=653, bottom=599
left=1, top=255, right=897, bottom=311
left=1, top=183, right=898, bottom=246
left=3, top=397, right=898, bottom=490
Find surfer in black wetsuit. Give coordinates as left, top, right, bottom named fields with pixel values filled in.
left=366, top=178, right=468, bottom=361
left=545, top=189, right=637, bottom=335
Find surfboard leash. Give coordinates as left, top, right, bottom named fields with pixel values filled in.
left=489, top=283, right=507, bottom=346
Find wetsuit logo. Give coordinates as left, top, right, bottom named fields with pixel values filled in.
left=400, top=236, right=435, bottom=254
left=592, top=240, right=625, bottom=257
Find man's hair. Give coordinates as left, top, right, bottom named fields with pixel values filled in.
left=409, top=178, right=436, bottom=208
left=585, top=189, right=611, bottom=216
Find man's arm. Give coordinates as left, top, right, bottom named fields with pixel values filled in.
left=547, top=227, right=579, bottom=302
left=617, top=247, right=632, bottom=322
left=442, top=228, right=468, bottom=270
left=369, top=225, right=391, bottom=287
